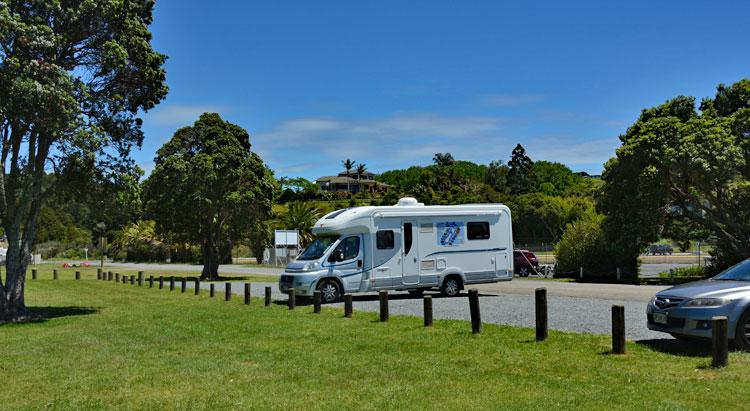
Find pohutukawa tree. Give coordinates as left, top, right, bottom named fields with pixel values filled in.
left=0, top=1, right=167, bottom=322
left=143, top=113, right=275, bottom=280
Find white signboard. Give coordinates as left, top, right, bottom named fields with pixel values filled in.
left=274, top=230, right=299, bottom=247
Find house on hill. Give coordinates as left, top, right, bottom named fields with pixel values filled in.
left=316, top=171, right=390, bottom=194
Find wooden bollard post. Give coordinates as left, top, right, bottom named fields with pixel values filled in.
left=138, top=271, right=144, bottom=286
left=53, top=269, right=58, bottom=280
left=468, top=288, right=482, bottom=334
left=181, top=278, right=187, bottom=293
left=265, top=286, right=271, bottom=306
left=32, top=269, right=37, bottom=280
left=210, top=283, right=215, bottom=298
left=379, top=291, right=389, bottom=322
left=158, top=276, right=164, bottom=289
left=130, top=275, right=134, bottom=285
left=149, top=275, right=154, bottom=288
left=612, top=305, right=626, bottom=354
left=344, top=294, right=353, bottom=317
left=712, top=316, right=729, bottom=368
left=535, top=288, right=548, bottom=341
left=115, top=273, right=120, bottom=282
left=288, top=288, right=296, bottom=309
left=109, top=272, right=113, bottom=281
left=97, top=268, right=102, bottom=280
left=75, top=271, right=81, bottom=280
left=424, top=295, right=433, bottom=327
left=225, top=282, right=232, bottom=301
left=313, top=290, right=322, bottom=313
left=169, top=276, right=175, bottom=291
left=244, top=283, right=251, bottom=305
left=195, top=279, right=200, bottom=295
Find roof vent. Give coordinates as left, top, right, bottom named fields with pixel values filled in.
left=396, top=197, right=423, bottom=207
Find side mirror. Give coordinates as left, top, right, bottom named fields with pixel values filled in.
left=329, top=250, right=345, bottom=263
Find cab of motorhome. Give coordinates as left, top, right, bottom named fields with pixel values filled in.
left=279, top=197, right=513, bottom=303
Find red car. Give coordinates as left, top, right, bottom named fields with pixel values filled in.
left=513, top=249, right=539, bottom=277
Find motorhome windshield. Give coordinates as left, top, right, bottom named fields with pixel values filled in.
left=297, top=236, right=339, bottom=260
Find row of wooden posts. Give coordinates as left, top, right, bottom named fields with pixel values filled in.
left=44, top=267, right=729, bottom=368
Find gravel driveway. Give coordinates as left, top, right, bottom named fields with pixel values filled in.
left=192, top=280, right=668, bottom=341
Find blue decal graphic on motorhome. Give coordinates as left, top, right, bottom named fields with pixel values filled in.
left=437, top=222, right=463, bottom=246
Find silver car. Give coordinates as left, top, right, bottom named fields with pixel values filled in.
left=647, top=259, right=750, bottom=350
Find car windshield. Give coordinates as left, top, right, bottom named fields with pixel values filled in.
left=713, top=259, right=750, bottom=281
left=297, top=236, right=338, bottom=261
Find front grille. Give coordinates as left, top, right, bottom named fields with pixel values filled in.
left=280, top=275, right=294, bottom=286
left=647, top=314, right=686, bottom=328
left=654, top=296, right=684, bottom=310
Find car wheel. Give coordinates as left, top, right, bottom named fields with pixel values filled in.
left=519, top=266, right=530, bottom=277
left=317, top=279, right=341, bottom=303
left=407, top=289, right=424, bottom=297
left=734, top=310, right=750, bottom=351
left=440, top=276, right=462, bottom=297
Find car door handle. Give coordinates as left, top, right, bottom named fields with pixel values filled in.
left=357, top=259, right=362, bottom=268
left=413, top=257, right=417, bottom=263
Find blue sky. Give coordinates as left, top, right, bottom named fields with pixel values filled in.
left=138, top=0, right=750, bottom=180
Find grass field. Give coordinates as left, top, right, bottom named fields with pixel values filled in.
left=1, top=276, right=748, bottom=410
left=24, top=264, right=280, bottom=283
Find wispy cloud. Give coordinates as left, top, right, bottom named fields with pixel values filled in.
left=144, top=104, right=229, bottom=126
left=526, top=137, right=620, bottom=166
left=482, top=94, right=545, bottom=106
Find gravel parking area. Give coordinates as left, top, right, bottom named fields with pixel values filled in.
left=198, top=281, right=667, bottom=341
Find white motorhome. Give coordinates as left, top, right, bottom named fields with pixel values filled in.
left=279, top=197, right=513, bottom=303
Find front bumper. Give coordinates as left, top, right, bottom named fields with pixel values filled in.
left=278, top=273, right=316, bottom=296
left=646, top=302, right=736, bottom=339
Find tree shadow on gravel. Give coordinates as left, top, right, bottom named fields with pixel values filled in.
left=636, top=338, right=712, bottom=357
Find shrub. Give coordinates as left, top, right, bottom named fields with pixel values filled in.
left=554, top=211, right=610, bottom=278
left=658, top=265, right=709, bottom=281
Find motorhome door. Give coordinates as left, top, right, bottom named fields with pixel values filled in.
left=401, top=221, right=419, bottom=285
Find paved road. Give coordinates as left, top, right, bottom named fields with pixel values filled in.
left=186, top=280, right=671, bottom=341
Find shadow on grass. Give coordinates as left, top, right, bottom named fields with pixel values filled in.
left=0, top=306, right=100, bottom=326
left=273, top=291, right=497, bottom=307
left=636, top=338, right=712, bottom=357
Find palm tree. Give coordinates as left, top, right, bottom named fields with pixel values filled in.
left=342, top=158, right=356, bottom=193
left=283, top=202, right=322, bottom=247
left=356, top=163, right=367, bottom=193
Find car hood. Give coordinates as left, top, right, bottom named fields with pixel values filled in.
left=658, top=279, right=750, bottom=299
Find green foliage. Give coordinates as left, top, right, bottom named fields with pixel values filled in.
left=508, top=144, right=534, bottom=194
left=531, top=161, right=581, bottom=196
left=111, top=220, right=167, bottom=262
left=143, top=113, right=274, bottom=279
left=507, top=194, right=595, bottom=245
left=658, top=265, right=709, bottom=281
left=600, top=79, right=750, bottom=272
left=484, top=160, right=509, bottom=193
left=282, top=202, right=322, bottom=246
left=554, top=212, right=612, bottom=278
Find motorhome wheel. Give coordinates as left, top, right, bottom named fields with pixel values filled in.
left=317, top=279, right=341, bottom=303
left=440, top=277, right=462, bottom=297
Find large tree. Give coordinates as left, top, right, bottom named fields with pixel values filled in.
left=507, top=144, right=534, bottom=194
left=600, top=79, right=750, bottom=271
left=0, top=1, right=167, bottom=322
left=143, top=113, right=275, bottom=280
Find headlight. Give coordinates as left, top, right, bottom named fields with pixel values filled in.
left=684, top=298, right=730, bottom=307
left=303, top=262, right=320, bottom=271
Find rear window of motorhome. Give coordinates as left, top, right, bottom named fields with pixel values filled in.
left=376, top=230, right=394, bottom=249
left=467, top=222, right=490, bottom=240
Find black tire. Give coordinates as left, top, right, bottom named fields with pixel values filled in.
left=407, top=289, right=424, bottom=297
left=316, top=279, right=342, bottom=303
left=440, top=276, right=462, bottom=297
left=734, top=310, right=750, bottom=351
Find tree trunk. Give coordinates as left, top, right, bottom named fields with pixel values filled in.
left=200, top=240, right=220, bottom=280
left=0, top=245, right=36, bottom=323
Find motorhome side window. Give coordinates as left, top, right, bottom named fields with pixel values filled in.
left=332, top=236, right=360, bottom=260
left=376, top=230, right=394, bottom=249
left=467, top=222, right=490, bottom=240
left=403, top=223, right=413, bottom=254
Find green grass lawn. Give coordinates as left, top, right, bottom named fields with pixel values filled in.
left=1, top=277, right=748, bottom=410
left=24, top=264, right=279, bottom=283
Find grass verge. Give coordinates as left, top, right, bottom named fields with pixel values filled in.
left=1, top=277, right=748, bottom=409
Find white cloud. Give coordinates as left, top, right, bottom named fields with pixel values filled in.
left=526, top=137, right=620, bottom=166
left=144, top=104, right=228, bottom=126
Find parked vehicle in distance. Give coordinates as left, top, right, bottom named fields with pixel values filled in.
left=513, top=249, right=539, bottom=277
left=647, top=244, right=673, bottom=255
left=647, top=258, right=750, bottom=350
left=279, top=197, right=514, bottom=303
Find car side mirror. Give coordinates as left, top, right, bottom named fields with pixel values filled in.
left=328, top=250, right=345, bottom=263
